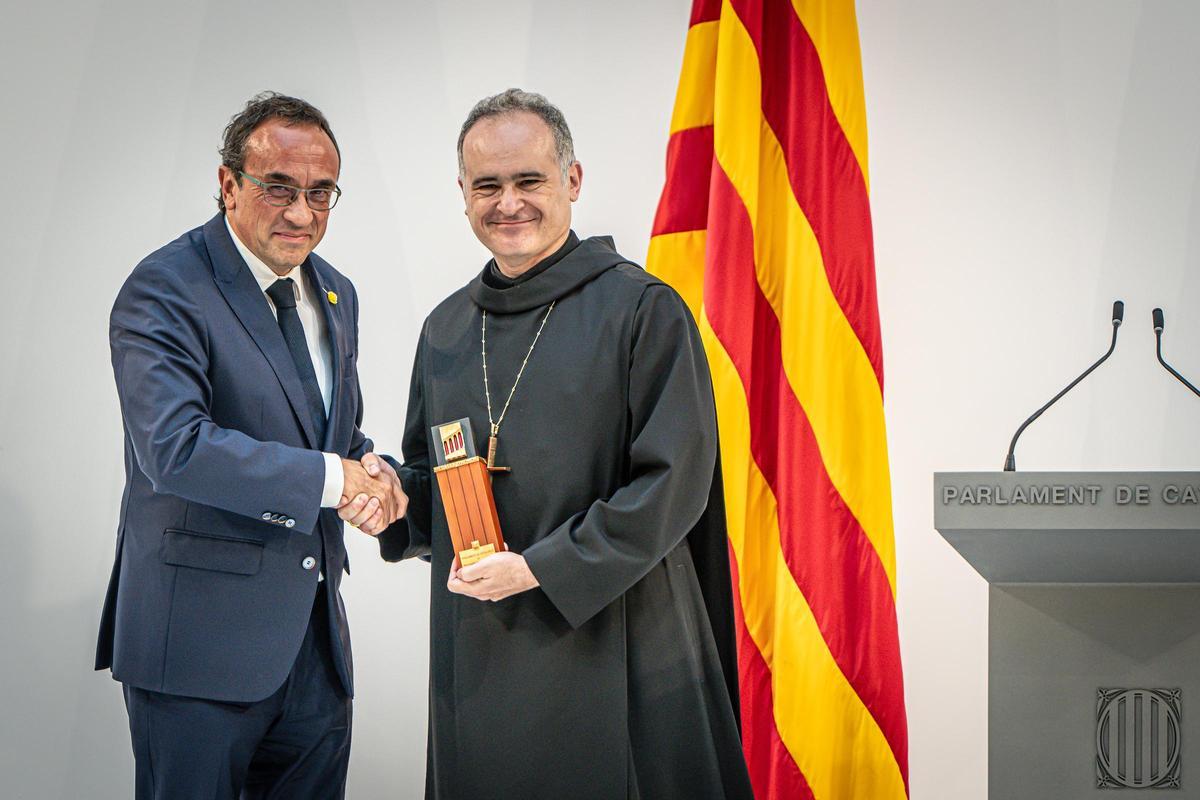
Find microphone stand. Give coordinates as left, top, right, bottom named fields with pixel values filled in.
left=1003, top=301, right=1124, bottom=471
left=1153, top=307, right=1200, bottom=398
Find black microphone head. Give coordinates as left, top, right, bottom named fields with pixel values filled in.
left=1153, top=307, right=1165, bottom=333
left=1112, top=300, right=1125, bottom=326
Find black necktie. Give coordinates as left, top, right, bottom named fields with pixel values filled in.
left=265, top=278, right=327, bottom=445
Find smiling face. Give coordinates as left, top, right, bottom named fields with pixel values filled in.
left=219, top=119, right=340, bottom=274
left=459, top=112, right=582, bottom=278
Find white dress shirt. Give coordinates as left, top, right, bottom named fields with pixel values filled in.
left=225, top=217, right=345, bottom=508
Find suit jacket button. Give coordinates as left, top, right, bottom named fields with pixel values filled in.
left=302, top=556, right=317, bottom=571
left=262, top=512, right=272, bottom=521
left=285, top=518, right=296, bottom=528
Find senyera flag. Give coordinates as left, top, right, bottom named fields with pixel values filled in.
left=646, top=0, right=909, bottom=798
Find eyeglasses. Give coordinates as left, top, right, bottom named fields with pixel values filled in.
left=238, top=172, right=342, bottom=210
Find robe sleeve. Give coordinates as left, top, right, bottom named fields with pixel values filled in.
left=522, top=284, right=718, bottom=629
left=377, top=321, right=433, bottom=561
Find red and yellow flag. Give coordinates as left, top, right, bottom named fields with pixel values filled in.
left=647, top=1, right=908, bottom=797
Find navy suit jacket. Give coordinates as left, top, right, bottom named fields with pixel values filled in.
left=96, top=213, right=373, bottom=703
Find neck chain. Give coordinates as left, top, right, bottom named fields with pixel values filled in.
left=481, top=301, right=555, bottom=471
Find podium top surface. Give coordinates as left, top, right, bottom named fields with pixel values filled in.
left=934, top=471, right=1200, bottom=584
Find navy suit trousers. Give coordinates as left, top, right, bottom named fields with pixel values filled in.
left=123, top=584, right=351, bottom=799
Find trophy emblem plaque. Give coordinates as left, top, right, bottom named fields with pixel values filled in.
left=431, top=418, right=506, bottom=569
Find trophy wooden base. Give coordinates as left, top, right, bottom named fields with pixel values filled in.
left=433, top=456, right=505, bottom=570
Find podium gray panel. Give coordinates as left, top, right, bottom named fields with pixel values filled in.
left=936, top=472, right=1200, bottom=583
left=990, top=586, right=1199, bottom=798
left=935, top=472, right=1200, bottom=799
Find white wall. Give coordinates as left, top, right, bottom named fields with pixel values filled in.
left=863, top=2, right=1200, bottom=797
left=1, top=1, right=1197, bottom=798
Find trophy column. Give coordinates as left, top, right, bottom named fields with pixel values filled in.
left=432, top=419, right=506, bottom=569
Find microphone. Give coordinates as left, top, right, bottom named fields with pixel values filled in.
left=1003, top=300, right=1124, bottom=471
left=1152, top=307, right=1200, bottom=398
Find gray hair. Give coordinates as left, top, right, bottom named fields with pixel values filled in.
left=457, top=88, right=576, bottom=179
left=217, top=91, right=340, bottom=211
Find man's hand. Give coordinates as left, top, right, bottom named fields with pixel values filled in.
left=337, top=454, right=407, bottom=535
left=447, top=551, right=539, bottom=601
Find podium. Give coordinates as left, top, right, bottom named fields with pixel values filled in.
left=935, top=472, right=1200, bottom=798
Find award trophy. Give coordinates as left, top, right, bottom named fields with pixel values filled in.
left=431, top=418, right=506, bottom=569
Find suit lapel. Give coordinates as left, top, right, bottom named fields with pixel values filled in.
left=203, top=214, right=320, bottom=449
left=304, top=259, right=345, bottom=452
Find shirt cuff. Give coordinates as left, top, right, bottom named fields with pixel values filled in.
left=320, top=452, right=345, bottom=508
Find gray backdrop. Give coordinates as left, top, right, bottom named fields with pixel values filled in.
left=2, top=1, right=1198, bottom=798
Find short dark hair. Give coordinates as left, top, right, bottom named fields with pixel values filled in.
left=217, top=91, right=340, bottom=211
left=457, top=88, right=575, bottom=179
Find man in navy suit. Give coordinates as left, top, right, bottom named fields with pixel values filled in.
left=96, top=92, right=406, bottom=799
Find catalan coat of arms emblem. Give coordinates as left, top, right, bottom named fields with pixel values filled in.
left=1097, top=688, right=1181, bottom=789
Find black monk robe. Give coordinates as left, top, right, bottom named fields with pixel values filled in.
left=379, top=234, right=753, bottom=800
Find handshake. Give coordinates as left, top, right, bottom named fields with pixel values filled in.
left=338, top=453, right=408, bottom=535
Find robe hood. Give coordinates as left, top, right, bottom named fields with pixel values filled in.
left=468, top=235, right=630, bottom=314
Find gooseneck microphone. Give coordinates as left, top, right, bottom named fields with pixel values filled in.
left=1003, top=300, right=1124, bottom=471
left=1152, top=307, right=1200, bottom=398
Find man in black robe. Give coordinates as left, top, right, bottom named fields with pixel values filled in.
left=342, top=88, right=752, bottom=799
